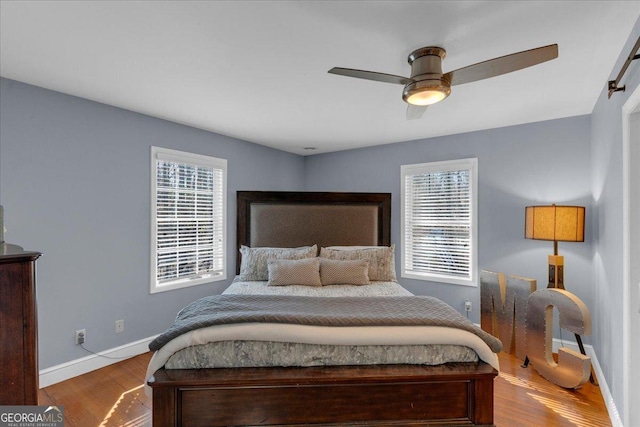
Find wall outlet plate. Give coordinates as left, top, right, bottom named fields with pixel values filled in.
left=115, top=319, right=124, bottom=333
left=75, top=329, right=86, bottom=345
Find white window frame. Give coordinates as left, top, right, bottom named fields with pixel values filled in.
left=401, top=158, right=478, bottom=287
left=150, top=146, right=227, bottom=293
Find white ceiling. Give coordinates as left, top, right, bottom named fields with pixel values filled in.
left=1, top=1, right=639, bottom=155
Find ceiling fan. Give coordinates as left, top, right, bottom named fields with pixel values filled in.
left=328, top=44, right=558, bottom=119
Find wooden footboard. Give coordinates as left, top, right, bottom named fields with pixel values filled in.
left=148, top=362, right=497, bottom=426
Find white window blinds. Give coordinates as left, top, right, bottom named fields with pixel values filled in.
left=151, top=147, right=226, bottom=293
left=401, top=158, right=477, bottom=286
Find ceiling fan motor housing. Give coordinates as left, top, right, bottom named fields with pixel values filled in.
left=403, top=46, right=451, bottom=105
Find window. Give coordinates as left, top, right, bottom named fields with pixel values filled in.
left=150, top=147, right=227, bottom=293
left=401, top=158, right=477, bottom=286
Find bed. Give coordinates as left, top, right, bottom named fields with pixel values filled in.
left=147, top=191, right=500, bottom=426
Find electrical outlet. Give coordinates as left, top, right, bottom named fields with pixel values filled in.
left=464, top=300, right=472, bottom=313
left=75, top=329, right=86, bottom=345
left=115, top=319, right=124, bottom=333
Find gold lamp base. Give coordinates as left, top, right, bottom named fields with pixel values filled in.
left=548, top=254, right=564, bottom=289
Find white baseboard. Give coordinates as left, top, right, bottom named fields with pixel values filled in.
left=39, top=335, right=158, bottom=388
left=552, top=338, right=622, bottom=427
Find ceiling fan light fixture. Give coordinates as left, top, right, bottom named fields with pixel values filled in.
left=403, top=79, right=451, bottom=106
left=329, top=43, right=558, bottom=116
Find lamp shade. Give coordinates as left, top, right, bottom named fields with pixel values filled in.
left=525, top=205, right=585, bottom=242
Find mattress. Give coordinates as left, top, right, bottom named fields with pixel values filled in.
left=165, top=341, right=479, bottom=369
left=147, top=322, right=499, bottom=387
left=162, top=281, right=488, bottom=369
left=148, top=279, right=498, bottom=373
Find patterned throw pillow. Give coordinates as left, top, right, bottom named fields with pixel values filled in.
left=267, top=258, right=322, bottom=286
left=319, top=245, right=397, bottom=282
left=320, top=259, right=370, bottom=286
left=238, top=245, right=317, bottom=281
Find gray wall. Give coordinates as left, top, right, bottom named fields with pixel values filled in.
left=0, top=78, right=305, bottom=369
left=304, top=117, right=593, bottom=322
left=590, top=14, right=640, bottom=424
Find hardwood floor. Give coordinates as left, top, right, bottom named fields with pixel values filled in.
left=39, top=352, right=153, bottom=427
left=38, top=351, right=611, bottom=426
left=495, top=353, right=610, bottom=427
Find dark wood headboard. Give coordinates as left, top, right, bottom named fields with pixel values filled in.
left=236, top=191, right=391, bottom=274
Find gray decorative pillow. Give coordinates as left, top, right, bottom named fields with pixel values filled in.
left=320, top=259, right=370, bottom=286
left=319, top=245, right=397, bottom=282
left=238, top=245, right=317, bottom=281
left=268, top=258, right=322, bottom=287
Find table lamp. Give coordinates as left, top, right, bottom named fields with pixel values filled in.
left=524, top=204, right=585, bottom=289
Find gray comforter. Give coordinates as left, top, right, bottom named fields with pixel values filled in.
left=149, top=294, right=502, bottom=353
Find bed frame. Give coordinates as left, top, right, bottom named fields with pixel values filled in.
left=148, top=191, right=498, bottom=426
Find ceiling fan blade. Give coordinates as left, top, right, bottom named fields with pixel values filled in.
left=443, top=44, right=558, bottom=86
left=328, top=67, right=413, bottom=85
left=406, top=104, right=427, bottom=120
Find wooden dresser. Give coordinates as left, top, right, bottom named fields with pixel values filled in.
left=0, top=243, right=41, bottom=405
